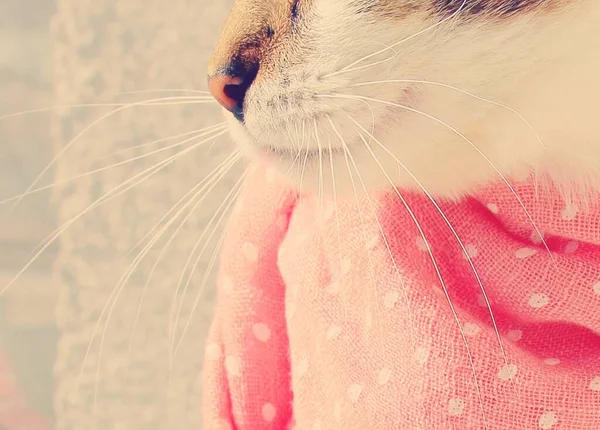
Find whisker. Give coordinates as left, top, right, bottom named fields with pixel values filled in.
left=323, top=42, right=398, bottom=78
left=328, top=116, right=400, bottom=343
left=322, top=92, right=555, bottom=266
left=97, top=123, right=227, bottom=162
left=2, top=129, right=229, bottom=300
left=92, top=151, right=239, bottom=411
left=351, top=123, right=489, bottom=428
left=0, top=124, right=227, bottom=205
left=351, top=78, right=545, bottom=149
left=115, top=88, right=211, bottom=97
left=128, top=135, right=233, bottom=256
left=170, top=172, right=247, bottom=362
left=331, top=119, right=415, bottom=344
left=335, top=0, right=467, bottom=74
left=126, top=151, right=242, bottom=362
left=351, top=116, right=521, bottom=405
left=167, top=172, right=246, bottom=365
left=0, top=95, right=213, bottom=121
left=4, top=96, right=217, bottom=217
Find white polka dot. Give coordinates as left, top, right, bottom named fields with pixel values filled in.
left=377, top=367, right=392, bottom=385
left=242, top=242, right=259, bottom=262
left=413, top=347, right=430, bottom=365
left=326, top=280, right=341, bottom=295
left=218, top=418, right=232, bottom=430
left=593, top=281, right=600, bottom=296
left=205, top=343, right=221, bottom=360
left=262, top=403, right=277, bottom=422
left=516, top=247, right=537, bottom=259
left=589, top=376, right=600, bottom=391
left=346, top=384, right=363, bottom=403
left=224, top=355, right=240, bottom=377
left=252, top=323, right=272, bottom=342
left=498, top=363, right=518, bottom=381
left=384, top=291, right=400, bottom=309
left=367, top=235, right=379, bottom=250
left=296, top=356, right=309, bottom=378
left=415, top=236, right=429, bottom=251
left=506, top=329, right=523, bottom=342
left=327, top=325, right=343, bottom=340
left=544, top=358, right=560, bottom=366
left=487, top=203, right=499, bottom=214
left=564, top=240, right=579, bottom=254
left=528, top=293, right=550, bottom=309
left=530, top=230, right=544, bottom=245
left=463, top=244, right=478, bottom=259
left=448, top=397, right=465, bottom=416
left=340, top=257, right=351, bottom=276
left=539, top=412, right=558, bottom=429
left=221, top=275, right=234, bottom=294
left=561, top=204, right=578, bottom=221
left=463, top=323, right=481, bottom=337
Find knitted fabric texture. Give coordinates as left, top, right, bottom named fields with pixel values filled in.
left=202, top=163, right=600, bottom=430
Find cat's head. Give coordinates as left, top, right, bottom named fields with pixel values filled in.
left=208, top=0, right=600, bottom=198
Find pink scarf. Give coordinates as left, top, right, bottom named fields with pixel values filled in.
left=203, top=163, right=600, bottom=429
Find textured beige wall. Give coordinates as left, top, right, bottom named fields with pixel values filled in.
left=1, top=0, right=239, bottom=428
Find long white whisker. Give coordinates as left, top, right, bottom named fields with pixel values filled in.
left=126, top=151, right=242, bottom=363
left=0, top=96, right=213, bottom=121
left=329, top=117, right=408, bottom=343
left=336, top=0, right=467, bottom=73
left=323, top=92, right=555, bottom=266
left=351, top=116, right=521, bottom=405
left=168, top=172, right=246, bottom=366
left=93, top=153, right=236, bottom=411
left=170, top=172, right=247, bottom=363
left=71, top=142, right=233, bottom=407
left=352, top=125, right=489, bottom=428
left=128, top=137, right=234, bottom=256
left=5, top=96, right=217, bottom=217
left=351, top=78, right=545, bottom=149
left=333, top=120, right=415, bottom=343
left=323, top=43, right=398, bottom=78
left=0, top=124, right=227, bottom=205
left=3, top=130, right=228, bottom=300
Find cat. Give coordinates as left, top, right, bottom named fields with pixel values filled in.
left=207, top=0, right=600, bottom=200
left=202, top=1, right=600, bottom=429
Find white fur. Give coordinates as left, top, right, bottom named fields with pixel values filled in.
left=225, top=0, right=600, bottom=200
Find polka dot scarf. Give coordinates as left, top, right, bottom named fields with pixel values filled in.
left=203, top=164, right=600, bottom=429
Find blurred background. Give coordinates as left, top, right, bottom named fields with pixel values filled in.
left=0, top=0, right=240, bottom=428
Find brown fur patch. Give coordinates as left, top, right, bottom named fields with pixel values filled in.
left=208, top=0, right=303, bottom=76
left=432, top=0, right=569, bottom=17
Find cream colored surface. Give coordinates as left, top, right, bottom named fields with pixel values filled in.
left=2, top=0, right=240, bottom=428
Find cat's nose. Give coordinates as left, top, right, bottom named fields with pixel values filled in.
left=207, top=63, right=257, bottom=122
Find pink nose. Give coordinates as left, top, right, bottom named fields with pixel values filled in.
left=207, top=73, right=242, bottom=113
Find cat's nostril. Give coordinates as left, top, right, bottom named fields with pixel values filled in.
left=207, top=62, right=258, bottom=123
